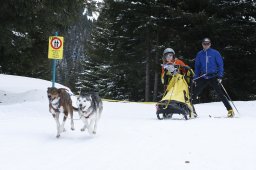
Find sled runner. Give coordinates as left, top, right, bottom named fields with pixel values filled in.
left=156, top=65, right=195, bottom=120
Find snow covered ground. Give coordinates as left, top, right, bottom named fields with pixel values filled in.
left=0, top=74, right=256, bottom=170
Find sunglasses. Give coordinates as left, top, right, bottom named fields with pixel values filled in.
left=202, top=42, right=211, bottom=46
left=164, top=53, right=174, bottom=58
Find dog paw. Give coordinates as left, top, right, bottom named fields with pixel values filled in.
left=81, top=128, right=85, bottom=131
left=88, top=129, right=96, bottom=135
left=71, top=128, right=75, bottom=131
left=56, top=134, right=60, bottom=138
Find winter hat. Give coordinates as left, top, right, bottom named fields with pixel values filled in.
left=163, top=48, right=175, bottom=55
left=202, top=38, right=211, bottom=43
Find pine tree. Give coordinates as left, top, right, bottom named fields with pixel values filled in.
left=85, top=0, right=256, bottom=101
left=0, top=0, right=86, bottom=80
left=209, top=0, right=256, bottom=100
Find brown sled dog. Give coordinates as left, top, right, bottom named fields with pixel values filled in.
left=47, top=87, right=75, bottom=138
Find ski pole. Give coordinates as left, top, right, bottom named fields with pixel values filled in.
left=219, top=82, right=240, bottom=115
left=193, top=74, right=206, bottom=81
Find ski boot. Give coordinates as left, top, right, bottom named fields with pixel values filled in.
left=227, top=109, right=235, bottom=118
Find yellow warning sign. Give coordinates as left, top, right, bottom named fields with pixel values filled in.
left=48, top=36, right=64, bottom=59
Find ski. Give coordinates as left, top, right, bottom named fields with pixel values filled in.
left=208, top=115, right=239, bottom=119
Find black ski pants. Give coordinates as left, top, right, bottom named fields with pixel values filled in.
left=192, top=77, right=232, bottom=111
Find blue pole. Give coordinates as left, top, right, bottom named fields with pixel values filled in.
left=52, top=59, right=56, bottom=87
left=52, top=32, right=58, bottom=87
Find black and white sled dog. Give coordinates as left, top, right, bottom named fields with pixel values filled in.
left=47, top=87, right=75, bottom=138
left=76, top=91, right=103, bottom=135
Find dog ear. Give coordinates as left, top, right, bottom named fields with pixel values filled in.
left=80, top=88, right=88, bottom=96
left=47, top=87, right=52, bottom=93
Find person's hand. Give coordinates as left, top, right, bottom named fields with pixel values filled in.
left=217, top=78, right=222, bottom=83
left=167, top=65, right=175, bottom=73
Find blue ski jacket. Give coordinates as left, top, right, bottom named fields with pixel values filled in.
left=194, top=48, right=224, bottom=79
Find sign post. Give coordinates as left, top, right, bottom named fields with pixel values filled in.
left=52, top=54, right=56, bottom=88
left=48, top=32, right=64, bottom=87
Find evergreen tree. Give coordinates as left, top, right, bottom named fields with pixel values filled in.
left=209, top=0, right=256, bottom=100
left=57, top=13, right=92, bottom=91
left=3, top=0, right=254, bottom=101
left=0, top=0, right=86, bottom=81
left=86, top=0, right=256, bottom=101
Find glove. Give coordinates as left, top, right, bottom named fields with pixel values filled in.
left=167, top=65, right=176, bottom=73
left=162, top=64, right=178, bottom=75
left=162, top=64, right=169, bottom=69
left=217, top=78, right=222, bottom=83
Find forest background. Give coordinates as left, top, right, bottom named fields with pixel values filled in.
left=0, top=0, right=255, bottom=102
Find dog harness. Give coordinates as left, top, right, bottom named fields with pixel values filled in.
left=80, top=107, right=94, bottom=118
left=49, top=97, right=61, bottom=113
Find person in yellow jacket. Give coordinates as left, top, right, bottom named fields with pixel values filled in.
left=161, top=48, right=189, bottom=91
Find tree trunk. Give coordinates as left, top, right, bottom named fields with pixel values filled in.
left=153, top=29, right=159, bottom=102
left=153, top=69, right=159, bottom=101
left=145, top=29, right=150, bottom=102
left=145, top=54, right=150, bottom=102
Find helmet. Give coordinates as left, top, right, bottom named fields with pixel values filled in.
left=163, top=48, right=175, bottom=55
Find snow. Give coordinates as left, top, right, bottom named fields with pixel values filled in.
left=12, top=31, right=26, bottom=37
left=0, top=74, right=256, bottom=170
left=83, top=0, right=103, bottom=21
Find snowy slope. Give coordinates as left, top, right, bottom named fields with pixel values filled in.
left=0, top=74, right=256, bottom=170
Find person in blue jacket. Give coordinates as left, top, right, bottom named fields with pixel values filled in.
left=192, top=38, right=234, bottom=118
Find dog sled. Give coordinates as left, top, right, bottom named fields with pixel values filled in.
left=156, top=65, right=195, bottom=120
